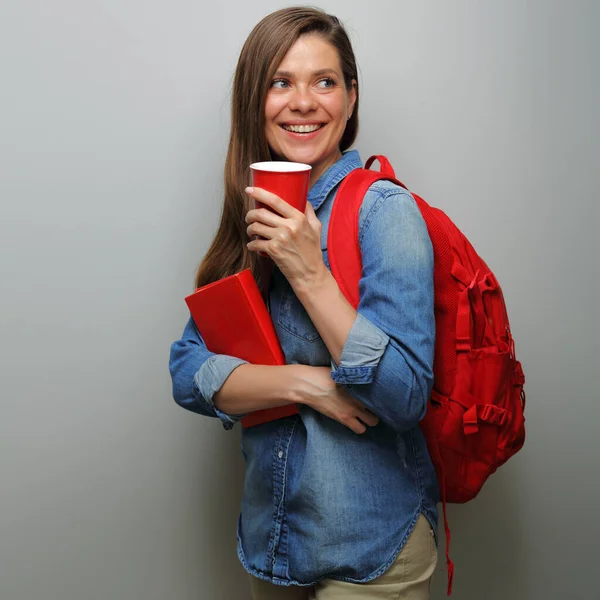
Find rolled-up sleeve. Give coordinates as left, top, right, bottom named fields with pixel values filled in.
left=169, top=316, right=248, bottom=430
left=330, top=313, right=390, bottom=384
left=333, top=186, right=435, bottom=433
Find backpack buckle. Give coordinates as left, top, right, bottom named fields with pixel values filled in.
left=463, top=404, right=508, bottom=435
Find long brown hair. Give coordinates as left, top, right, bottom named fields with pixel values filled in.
left=194, top=7, right=360, bottom=292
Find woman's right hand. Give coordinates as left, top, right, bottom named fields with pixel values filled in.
left=290, top=365, right=379, bottom=434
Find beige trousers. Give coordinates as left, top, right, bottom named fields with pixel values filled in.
left=249, top=514, right=437, bottom=600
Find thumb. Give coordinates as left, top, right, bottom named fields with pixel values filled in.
left=304, top=201, right=320, bottom=227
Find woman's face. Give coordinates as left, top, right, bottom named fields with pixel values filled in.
left=264, top=34, right=356, bottom=185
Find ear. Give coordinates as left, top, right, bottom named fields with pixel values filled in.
left=348, top=79, right=357, bottom=117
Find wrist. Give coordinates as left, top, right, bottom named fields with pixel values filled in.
left=285, top=364, right=329, bottom=408
left=291, top=262, right=331, bottom=303
left=285, top=364, right=311, bottom=406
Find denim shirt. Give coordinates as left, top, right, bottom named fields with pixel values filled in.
left=169, top=150, right=439, bottom=586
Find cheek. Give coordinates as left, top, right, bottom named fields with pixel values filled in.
left=325, top=96, right=349, bottom=122
left=265, top=94, right=284, bottom=121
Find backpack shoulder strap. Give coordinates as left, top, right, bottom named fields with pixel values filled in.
left=328, top=155, right=407, bottom=308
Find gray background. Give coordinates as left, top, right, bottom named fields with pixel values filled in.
left=1, top=0, right=598, bottom=599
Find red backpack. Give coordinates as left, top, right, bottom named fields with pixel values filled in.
left=328, top=155, right=526, bottom=595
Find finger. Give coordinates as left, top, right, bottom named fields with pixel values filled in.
left=245, top=207, right=287, bottom=227
left=247, top=222, right=277, bottom=240
left=247, top=238, right=272, bottom=256
left=348, top=418, right=367, bottom=435
left=246, top=187, right=302, bottom=218
left=357, top=409, right=379, bottom=428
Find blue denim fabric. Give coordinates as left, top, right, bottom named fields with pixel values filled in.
left=169, top=149, right=439, bottom=586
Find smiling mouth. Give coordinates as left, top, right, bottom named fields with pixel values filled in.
left=281, top=123, right=326, bottom=134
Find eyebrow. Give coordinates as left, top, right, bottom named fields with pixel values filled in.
left=273, top=68, right=340, bottom=78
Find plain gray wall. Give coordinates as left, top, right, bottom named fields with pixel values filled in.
left=1, top=1, right=598, bottom=599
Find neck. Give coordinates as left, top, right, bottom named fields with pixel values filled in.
left=309, top=150, right=342, bottom=189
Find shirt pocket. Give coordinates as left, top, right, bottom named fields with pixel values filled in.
left=276, top=244, right=328, bottom=343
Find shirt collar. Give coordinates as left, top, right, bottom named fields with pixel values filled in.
left=308, top=149, right=363, bottom=212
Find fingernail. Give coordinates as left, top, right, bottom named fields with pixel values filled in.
left=245, top=186, right=253, bottom=194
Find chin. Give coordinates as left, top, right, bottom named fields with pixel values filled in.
left=279, top=148, right=323, bottom=167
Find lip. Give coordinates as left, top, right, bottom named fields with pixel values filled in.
left=280, top=121, right=326, bottom=127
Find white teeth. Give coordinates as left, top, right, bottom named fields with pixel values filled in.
left=283, top=124, right=323, bottom=133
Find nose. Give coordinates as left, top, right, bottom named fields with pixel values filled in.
left=287, top=85, right=318, bottom=113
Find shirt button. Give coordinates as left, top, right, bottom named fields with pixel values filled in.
left=278, top=450, right=284, bottom=459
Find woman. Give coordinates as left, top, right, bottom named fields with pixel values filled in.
left=169, top=7, right=439, bottom=599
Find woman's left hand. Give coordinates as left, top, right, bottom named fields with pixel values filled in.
left=245, top=186, right=326, bottom=289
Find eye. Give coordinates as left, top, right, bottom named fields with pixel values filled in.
left=270, top=79, right=290, bottom=89
left=317, top=77, right=336, bottom=89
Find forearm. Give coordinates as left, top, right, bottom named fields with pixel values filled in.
left=336, top=340, right=432, bottom=432
left=293, top=265, right=357, bottom=365
left=213, top=363, right=320, bottom=415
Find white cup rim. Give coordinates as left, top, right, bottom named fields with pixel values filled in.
left=250, top=161, right=312, bottom=173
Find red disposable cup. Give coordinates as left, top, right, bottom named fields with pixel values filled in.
left=249, top=161, right=312, bottom=214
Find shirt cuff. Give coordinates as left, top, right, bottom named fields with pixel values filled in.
left=194, top=355, right=249, bottom=430
left=330, top=313, right=390, bottom=385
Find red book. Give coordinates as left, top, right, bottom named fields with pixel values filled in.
left=185, top=269, right=299, bottom=428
